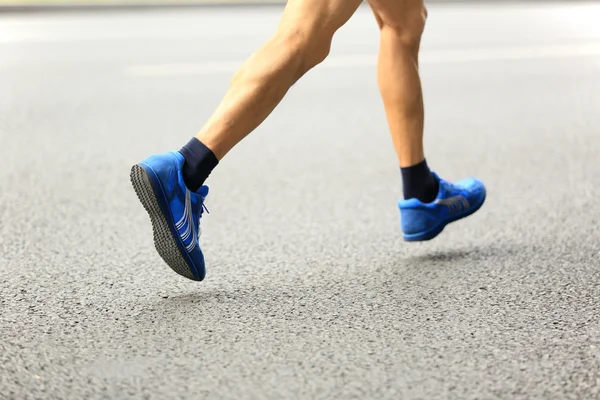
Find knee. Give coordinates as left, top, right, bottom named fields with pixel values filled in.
left=379, top=5, right=427, bottom=48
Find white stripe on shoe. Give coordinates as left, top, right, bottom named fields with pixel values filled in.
left=434, top=195, right=470, bottom=215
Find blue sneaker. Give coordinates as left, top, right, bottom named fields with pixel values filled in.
left=398, top=172, right=486, bottom=241
left=130, top=151, right=209, bottom=281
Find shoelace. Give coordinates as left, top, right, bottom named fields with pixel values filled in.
left=197, top=203, right=209, bottom=237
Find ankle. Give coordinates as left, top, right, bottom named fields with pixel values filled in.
left=400, top=159, right=438, bottom=203
left=179, top=138, right=219, bottom=192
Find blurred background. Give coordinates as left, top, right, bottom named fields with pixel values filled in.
left=2, top=0, right=600, bottom=399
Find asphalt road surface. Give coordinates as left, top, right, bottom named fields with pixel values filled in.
left=2, top=2, right=600, bottom=399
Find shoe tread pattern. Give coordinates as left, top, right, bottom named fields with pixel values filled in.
left=130, top=164, right=196, bottom=280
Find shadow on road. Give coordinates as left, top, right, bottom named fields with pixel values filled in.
left=143, top=242, right=528, bottom=323
left=407, top=248, right=477, bottom=263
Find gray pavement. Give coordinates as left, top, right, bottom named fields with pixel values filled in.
left=2, top=2, right=600, bottom=399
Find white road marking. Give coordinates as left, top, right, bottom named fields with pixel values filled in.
left=125, top=42, right=600, bottom=77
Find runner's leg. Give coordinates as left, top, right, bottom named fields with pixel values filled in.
left=196, top=0, right=363, bottom=160
left=369, top=0, right=486, bottom=241
left=131, top=0, right=363, bottom=280
left=368, top=0, right=438, bottom=203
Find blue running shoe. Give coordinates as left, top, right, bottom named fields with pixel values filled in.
left=130, top=151, right=209, bottom=281
left=398, top=172, right=486, bottom=242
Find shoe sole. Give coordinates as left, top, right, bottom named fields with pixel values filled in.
left=403, top=192, right=487, bottom=242
left=130, top=164, right=200, bottom=281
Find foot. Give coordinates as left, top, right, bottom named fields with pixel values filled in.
left=130, top=151, right=209, bottom=281
left=398, top=172, right=486, bottom=241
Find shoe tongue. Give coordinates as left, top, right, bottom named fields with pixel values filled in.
left=436, top=178, right=450, bottom=199
left=195, top=185, right=209, bottom=198
left=431, top=171, right=445, bottom=199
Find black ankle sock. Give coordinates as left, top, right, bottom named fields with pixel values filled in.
left=400, top=159, right=439, bottom=203
left=179, top=138, right=219, bottom=192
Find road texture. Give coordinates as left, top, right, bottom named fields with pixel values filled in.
left=1, top=2, right=600, bottom=399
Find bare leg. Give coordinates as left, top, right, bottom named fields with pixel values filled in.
left=364, top=0, right=485, bottom=243
left=368, top=0, right=428, bottom=168
left=195, top=0, right=363, bottom=160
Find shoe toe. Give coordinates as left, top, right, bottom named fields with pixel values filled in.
left=456, top=177, right=486, bottom=205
